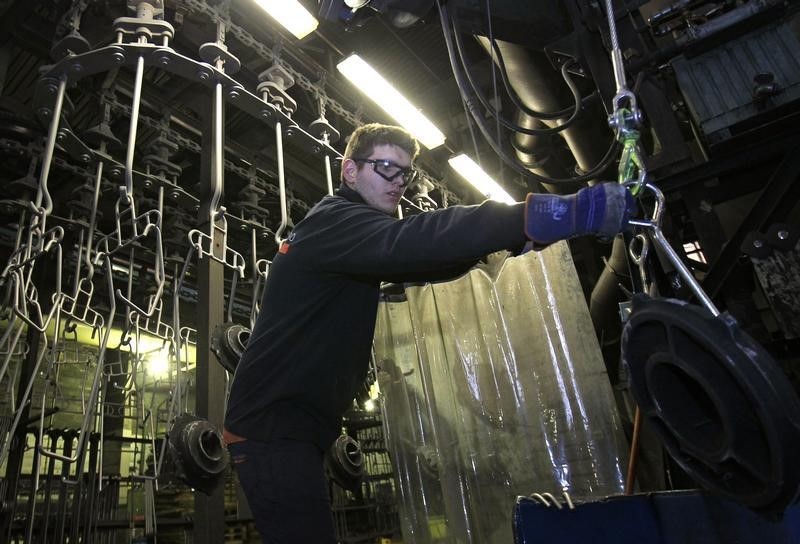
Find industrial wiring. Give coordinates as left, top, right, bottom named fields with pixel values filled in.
left=452, top=16, right=583, bottom=136
left=489, top=39, right=598, bottom=121
left=437, top=0, right=619, bottom=186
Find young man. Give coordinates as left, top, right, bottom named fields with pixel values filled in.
left=224, top=123, right=634, bottom=543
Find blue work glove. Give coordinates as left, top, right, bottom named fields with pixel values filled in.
left=525, top=183, right=635, bottom=245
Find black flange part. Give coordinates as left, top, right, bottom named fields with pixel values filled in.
left=621, top=294, right=800, bottom=514
left=325, top=435, right=364, bottom=492
left=210, top=322, right=251, bottom=374
left=167, top=413, right=228, bottom=495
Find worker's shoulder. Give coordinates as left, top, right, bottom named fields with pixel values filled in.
left=304, top=193, right=386, bottom=224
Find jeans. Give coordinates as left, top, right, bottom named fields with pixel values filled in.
left=228, top=438, right=336, bottom=543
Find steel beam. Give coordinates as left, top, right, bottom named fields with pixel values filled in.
left=193, top=88, right=227, bottom=544
left=702, top=147, right=800, bottom=299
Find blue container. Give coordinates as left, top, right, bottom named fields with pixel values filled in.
left=513, top=491, right=800, bottom=544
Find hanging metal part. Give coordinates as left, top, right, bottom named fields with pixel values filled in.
left=129, top=295, right=173, bottom=341
left=250, top=257, right=269, bottom=329
left=274, top=121, right=290, bottom=246
left=187, top=69, right=246, bottom=277
left=257, top=64, right=298, bottom=117
left=325, top=434, right=365, bottom=492
left=621, top=294, right=800, bottom=513
left=409, top=176, right=438, bottom=211
left=0, top=76, right=69, bottom=335
left=37, top=279, right=113, bottom=471
left=51, top=31, right=91, bottom=60
left=210, top=323, right=250, bottom=374
left=603, top=0, right=647, bottom=196
left=94, top=203, right=166, bottom=317
left=113, top=1, right=175, bottom=44
left=199, top=17, right=242, bottom=76
left=309, top=97, right=341, bottom=196
left=627, top=182, right=719, bottom=316
left=167, top=413, right=228, bottom=495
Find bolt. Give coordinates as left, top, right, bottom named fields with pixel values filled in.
left=57, top=133, right=65, bottom=142
left=111, top=52, right=125, bottom=64
left=777, top=230, right=789, bottom=240
left=79, top=154, right=91, bottom=163
left=260, top=109, right=271, bottom=119
left=197, top=71, right=210, bottom=81
left=143, top=179, right=153, bottom=188
left=286, top=128, right=294, bottom=137
left=170, top=191, right=180, bottom=201
left=38, top=108, right=51, bottom=117
left=194, top=204, right=200, bottom=212
left=158, top=55, right=170, bottom=66
left=71, top=63, right=83, bottom=73
left=229, top=89, right=240, bottom=100
left=753, top=239, right=764, bottom=248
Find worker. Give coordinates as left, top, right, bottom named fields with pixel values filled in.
left=224, top=122, right=635, bottom=543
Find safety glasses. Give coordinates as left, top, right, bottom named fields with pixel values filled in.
left=352, top=158, right=419, bottom=187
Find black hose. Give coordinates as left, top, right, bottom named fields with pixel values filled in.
left=452, top=17, right=583, bottom=135
left=490, top=39, right=597, bottom=121
left=438, top=0, right=618, bottom=186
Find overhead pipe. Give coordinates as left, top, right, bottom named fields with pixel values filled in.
left=511, top=112, right=579, bottom=194
left=476, top=38, right=611, bottom=190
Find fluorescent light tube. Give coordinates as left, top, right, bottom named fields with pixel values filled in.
left=337, top=54, right=446, bottom=150
left=448, top=154, right=516, bottom=204
left=254, top=0, right=319, bottom=40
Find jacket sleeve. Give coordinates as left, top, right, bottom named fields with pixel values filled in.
left=294, top=198, right=527, bottom=281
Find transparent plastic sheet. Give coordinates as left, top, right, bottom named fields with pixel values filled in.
left=374, top=244, right=628, bottom=544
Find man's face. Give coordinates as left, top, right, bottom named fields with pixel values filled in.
left=343, top=144, right=412, bottom=215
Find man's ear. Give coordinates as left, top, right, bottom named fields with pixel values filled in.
left=342, top=158, right=358, bottom=187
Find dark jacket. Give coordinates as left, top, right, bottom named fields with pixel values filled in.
left=224, top=185, right=527, bottom=450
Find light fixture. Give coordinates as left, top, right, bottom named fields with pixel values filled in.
left=448, top=154, right=516, bottom=204
left=254, top=0, right=319, bottom=40
left=336, top=54, right=446, bottom=150
left=147, top=348, right=171, bottom=378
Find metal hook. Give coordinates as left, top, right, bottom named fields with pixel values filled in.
left=626, top=182, right=720, bottom=316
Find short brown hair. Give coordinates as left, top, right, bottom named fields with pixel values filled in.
left=341, top=123, right=420, bottom=181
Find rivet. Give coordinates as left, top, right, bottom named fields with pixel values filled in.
left=777, top=230, right=789, bottom=240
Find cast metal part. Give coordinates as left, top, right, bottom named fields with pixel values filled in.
left=167, top=413, right=228, bottom=495
left=621, top=294, right=800, bottom=513
left=210, top=322, right=250, bottom=374
left=325, top=434, right=365, bottom=492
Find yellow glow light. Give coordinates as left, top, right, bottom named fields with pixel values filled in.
left=253, top=0, right=319, bottom=39
left=337, top=54, right=446, bottom=150
left=448, top=154, right=516, bottom=204
left=147, top=349, right=171, bottom=378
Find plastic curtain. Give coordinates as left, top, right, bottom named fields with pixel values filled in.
left=374, top=244, right=628, bottom=544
